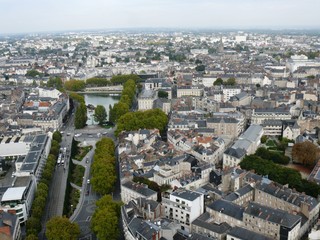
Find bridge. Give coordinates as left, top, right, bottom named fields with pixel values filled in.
left=80, top=85, right=123, bottom=94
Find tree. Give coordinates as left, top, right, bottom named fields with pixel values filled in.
left=91, top=207, right=119, bottom=240
left=26, top=69, right=42, bottom=77
left=74, top=103, right=87, bottom=129
left=158, top=90, right=168, bottom=99
left=292, top=141, right=318, bottom=167
left=26, top=234, right=39, bottom=240
left=195, top=64, right=205, bottom=72
left=261, top=135, right=267, bottom=144
left=226, top=77, right=236, bottom=86
left=64, top=79, right=86, bottom=91
left=47, top=77, right=63, bottom=91
left=93, top=105, right=107, bottom=125
left=52, top=131, right=62, bottom=143
left=213, top=78, right=224, bottom=86
left=46, top=216, right=80, bottom=240
left=26, top=216, right=41, bottom=235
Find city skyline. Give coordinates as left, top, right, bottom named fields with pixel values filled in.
left=1, top=0, right=320, bottom=34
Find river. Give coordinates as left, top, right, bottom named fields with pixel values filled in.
left=83, top=93, right=120, bottom=125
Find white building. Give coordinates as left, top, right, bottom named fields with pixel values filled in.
left=121, top=181, right=157, bottom=204
left=163, top=189, right=204, bottom=232
left=222, top=87, right=241, bottom=102
left=138, top=89, right=157, bottom=111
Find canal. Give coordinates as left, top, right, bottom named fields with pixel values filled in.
left=83, top=93, right=120, bottom=125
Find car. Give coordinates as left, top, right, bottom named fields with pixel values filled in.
left=87, top=179, right=90, bottom=184
left=74, top=133, right=82, bottom=137
left=67, top=132, right=71, bottom=136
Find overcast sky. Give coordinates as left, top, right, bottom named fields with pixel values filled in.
left=0, top=0, right=320, bottom=34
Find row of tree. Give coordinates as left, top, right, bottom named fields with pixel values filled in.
left=91, top=195, right=122, bottom=240
left=255, top=147, right=290, bottom=165
left=115, top=108, right=168, bottom=136
left=213, top=77, right=236, bottom=86
left=91, top=138, right=116, bottom=195
left=109, top=79, right=136, bottom=123
left=90, top=138, right=122, bottom=239
left=74, top=102, right=87, bottom=129
left=63, top=74, right=141, bottom=91
left=26, top=131, right=67, bottom=239
left=240, top=155, right=320, bottom=198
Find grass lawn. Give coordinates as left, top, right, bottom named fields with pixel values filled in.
left=74, top=145, right=92, bottom=161
left=266, top=139, right=277, bottom=147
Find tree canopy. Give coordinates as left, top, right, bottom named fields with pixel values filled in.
left=115, top=108, right=168, bottom=136
left=93, top=105, right=107, bottom=125
left=292, top=141, right=318, bottom=167
left=74, top=102, right=87, bottom=129
left=91, top=138, right=116, bottom=195
left=26, top=69, right=43, bottom=78
left=47, top=77, right=63, bottom=91
left=158, top=90, right=169, bottom=99
left=46, top=216, right=80, bottom=240
left=110, top=74, right=140, bottom=85
left=64, top=79, right=86, bottom=91
left=91, top=195, right=122, bottom=240
left=213, top=78, right=224, bottom=86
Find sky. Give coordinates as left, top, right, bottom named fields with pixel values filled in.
left=0, top=0, right=320, bottom=34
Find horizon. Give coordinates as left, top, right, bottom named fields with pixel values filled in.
left=1, top=0, right=320, bottom=35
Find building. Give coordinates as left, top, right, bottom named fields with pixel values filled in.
left=223, top=125, right=263, bottom=168
left=121, top=181, right=157, bottom=204
left=0, top=176, right=36, bottom=223
left=251, top=108, right=291, bottom=125
left=0, top=211, right=21, bottom=240
left=163, top=189, right=204, bottom=232
left=207, top=118, right=240, bottom=138
left=226, top=226, right=272, bottom=240
left=177, top=86, right=203, bottom=98
left=138, top=89, right=157, bottom=111
left=243, top=202, right=301, bottom=240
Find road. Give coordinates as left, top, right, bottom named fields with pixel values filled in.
left=40, top=112, right=75, bottom=239
left=70, top=126, right=121, bottom=240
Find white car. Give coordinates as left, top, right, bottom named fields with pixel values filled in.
left=87, top=179, right=90, bottom=184
left=74, top=133, right=82, bottom=137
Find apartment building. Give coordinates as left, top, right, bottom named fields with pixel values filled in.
left=163, top=189, right=204, bottom=232
left=251, top=108, right=291, bottom=124
left=138, top=89, right=157, bottom=111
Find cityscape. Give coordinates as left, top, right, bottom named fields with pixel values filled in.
left=1, top=1, right=320, bottom=240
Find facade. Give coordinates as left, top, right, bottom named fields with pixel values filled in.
left=121, top=181, right=157, bottom=204
left=138, top=89, right=157, bottom=111
left=243, top=202, right=301, bottom=240
left=177, top=86, right=203, bottom=98
left=251, top=108, right=291, bottom=124
left=0, top=211, right=21, bottom=240
left=163, top=189, right=204, bottom=232
left=0, top=177, right=36, bottom=223
left=207, top=117, right=239, bottom=138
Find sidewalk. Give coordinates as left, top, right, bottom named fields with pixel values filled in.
left=69, top=146, right=96, bottom=222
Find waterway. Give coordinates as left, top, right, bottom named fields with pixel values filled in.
left=83, top=93, right=120, bottom=125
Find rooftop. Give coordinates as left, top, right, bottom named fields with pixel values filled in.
left=1, top=187, right=26, bottom=202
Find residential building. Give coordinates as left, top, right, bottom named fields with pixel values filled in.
left=121, top=181, right=157, bottom=204
left=163, top=188, right=204, bottom=232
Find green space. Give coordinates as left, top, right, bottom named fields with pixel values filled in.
left=266, top=139, right=277, bottom=147
left=74, top=145, right=92, bottom=161
left=70, top=165, right=85, bottom=187
left=45, top=216, right=80, bottom=240
left=240, top=155, right=320, bottom=198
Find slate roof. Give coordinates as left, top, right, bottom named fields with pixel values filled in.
left=171, top=188, right=202, bottom=201
left=224, top=147, right=246, bottom=159
left=207, top=199, right=244, bottom=220
left=228, top=227, right=273, bottom=240
left=122, top=181, right=157, bottom=197
left=245, top=202, right=301, bottom=228
left=192, top=212, right=231, bottom=234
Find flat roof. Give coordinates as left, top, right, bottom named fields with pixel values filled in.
left=1, top=187, right=26, bottom=202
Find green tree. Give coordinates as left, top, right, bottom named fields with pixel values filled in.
left=91, top=207, right=119, bottom=240
left=158, top=90, right=168, bottom=99
left=26, top=69, right=42, bottom=77
left=69, top=92, right=85, bottom=103
left=261, top=135, right=267, bottom=144
left=26, top=234, right=39, bottom=240
left=213, top=78, right=224, bottom=86
left=47, top=77, right=63, bottom=91
left=46, top=216, right=80, bottom=240
left=195, top=64, right=205, bottom=72
left=226, top=77, right=236, bottom=86
left=74, top=103, right=87, bottom=129
left=52, top=131, right=62, bottom=143
left=93, top=105, right=107, bottom=125
left=64, top=79, right=86, bottom=91
left=26, top=216, right=41, bottom=235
